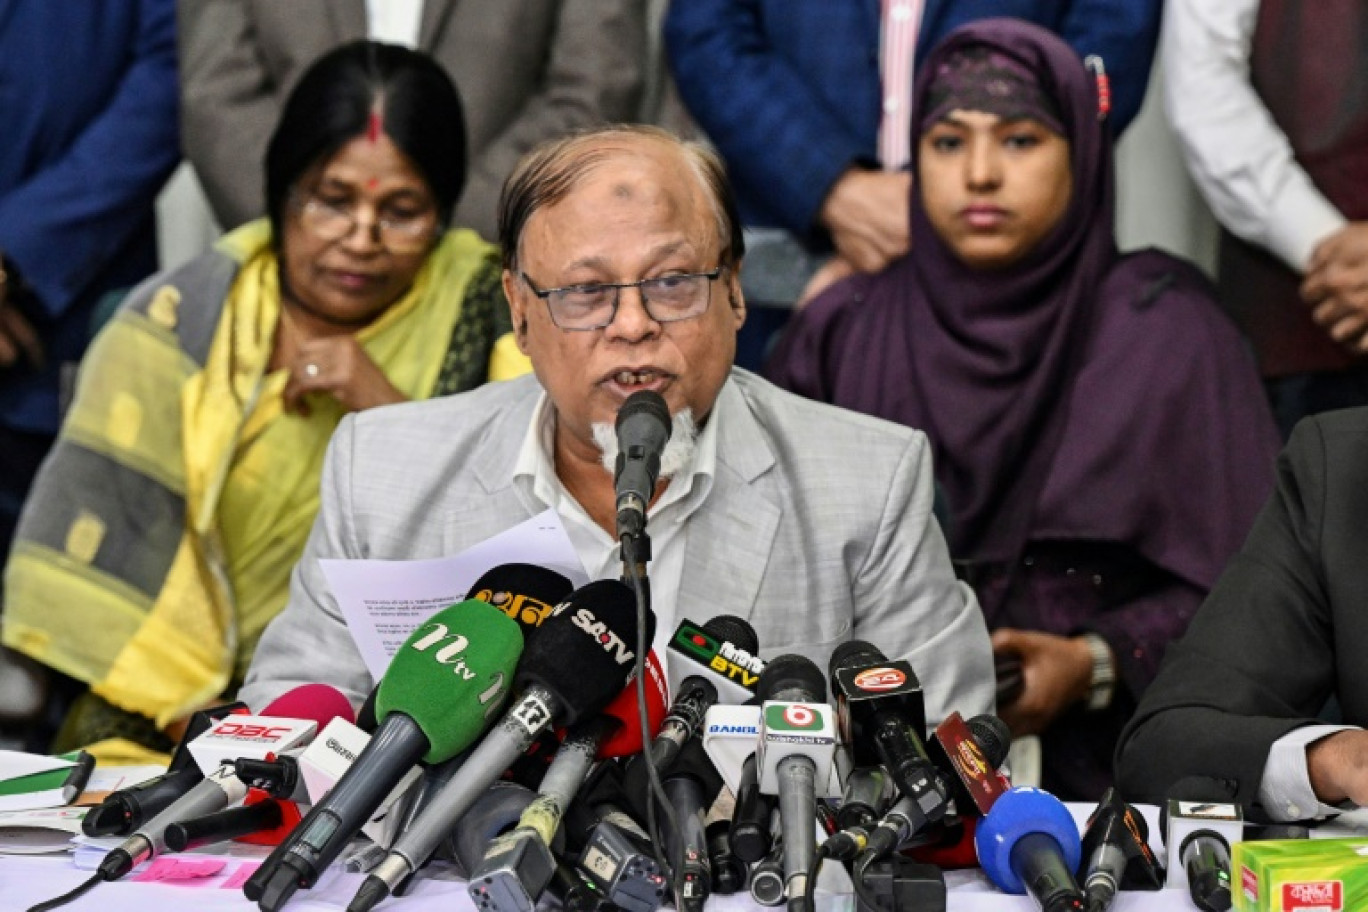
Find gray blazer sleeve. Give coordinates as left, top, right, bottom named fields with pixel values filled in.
left=854, top=433, right=997, bottom=732
left=239, top=414, right=374, bottom=712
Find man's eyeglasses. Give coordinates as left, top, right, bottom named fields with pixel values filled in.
left=519, top=266, right=727, bottom=331
left=291, top=190, right=438, bottom=253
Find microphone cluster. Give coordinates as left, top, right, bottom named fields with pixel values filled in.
left=34, top=391, right=1176, bottom=912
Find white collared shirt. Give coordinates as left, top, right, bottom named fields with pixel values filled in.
left=1162, top=0, right=1346, bottom=272
left=510, top=391, right=720, bottom=665
left=366, top=0, right=424, bottom=48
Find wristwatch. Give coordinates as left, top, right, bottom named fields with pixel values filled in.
left=1081, top=633, right=1116, bottom=712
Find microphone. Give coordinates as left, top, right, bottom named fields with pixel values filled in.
left=1078, top=788, right=1163, bottom=912
left=828, top=641, right=948, bottom=830
left=468, top=562, right=575, bottom=635
left=749, top=839, right=787, bottom=907
left=666, top=615, right=765, bottom=704
left=246, top=600, right=523, bottom=911
left=835, top=762, right=893, bottom=832
left=653, top=738, right=725, bottom=912
left=975, top=787, right=1086, bottom=912
left=565, top=763, right=668, bottom=912
left=467, top=714, right=624, bottom=912
left=1160, top=777, right=1243, bottom=912
left=164, top=799, right=286, bottom=852
left=706, top=819, right=746, bottom=895
left=729, top=752, right=776, bottom=863
left=755, top=654, right=838, bottom=912
left=349, top=580, right=652, bottom=912
left=448, top=781, right=564, bottom=877
left=926, top=711, right=1011, bottom=818
left=93, top=685, right=353, bottom=882
left=81, top=700, right=249, bottom=837
left=614, top=390, right=671, bottom=540
left=593, top=648, right=668, bottom=760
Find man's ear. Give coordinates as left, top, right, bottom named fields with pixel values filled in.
left=502, top=269, right=532, bottom=354
left=727, top=262, right=746, bottom=329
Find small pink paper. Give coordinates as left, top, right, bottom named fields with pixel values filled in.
left=131, top=856, right=227, bottom=883
left=222, top=862, right=261, bottom=890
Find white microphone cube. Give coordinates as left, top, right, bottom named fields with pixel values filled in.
left=756, top=701, right=837, bottom=795
left=1164, top=799, right=1243, bottom=891
left=188, top=714, right=317, bottom=774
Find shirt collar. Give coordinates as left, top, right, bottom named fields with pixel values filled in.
left=512, top=387, right=723, bottom=520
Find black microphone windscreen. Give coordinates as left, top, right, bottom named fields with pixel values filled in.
left=828, top=639, right=886, bottom=678
left=615, top=390, right=671, bottom=436
left=466, top=563, right=575, bottom=635
left=756, top=653, right=826, bottom=702
left=702, top=615, right=759, bottom=656
left=966, top=714, right=1012, bottom=769
left=517, top=579, right=655, bottom=725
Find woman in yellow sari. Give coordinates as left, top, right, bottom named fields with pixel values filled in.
left=2, top=41, right=527, bottom=759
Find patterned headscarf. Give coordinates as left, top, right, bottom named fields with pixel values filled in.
left=921, top=46, right=1064, bottom=135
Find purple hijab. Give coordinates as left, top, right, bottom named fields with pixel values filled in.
left=767, top=18, right=1279, bottom=597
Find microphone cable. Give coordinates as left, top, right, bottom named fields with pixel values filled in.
left=27, top=872, right=101, bottom=912
left=622, top=530, right=685, bottom=906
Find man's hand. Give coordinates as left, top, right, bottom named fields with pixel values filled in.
left=1306, top=729, right=1368, bottom=808
left=1302, top=223, right=1368, bottom=353
left=282, top=336, right=406, bottom=417
left=818, top=169, right=912, bottom=274
left=990, top=628, right=1095, bottom=737
left=0, top=265, right=44, bottom=371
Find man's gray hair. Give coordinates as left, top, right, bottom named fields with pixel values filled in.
left=496, top=124, right=745, bottom=273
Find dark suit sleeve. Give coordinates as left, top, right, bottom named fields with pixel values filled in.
left=1115, top=417, right=1338, bottom=808
left=663, top=0, right=871, bottom=239
left=1058, top=0, right=1162, bottom=134
left=0, top=0, right=179, bottom=316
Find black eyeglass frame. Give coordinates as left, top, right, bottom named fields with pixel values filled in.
left=518, top=265, right=729, bottom=331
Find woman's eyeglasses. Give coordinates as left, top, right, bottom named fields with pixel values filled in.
left=291, top=191, right=438, bottom=253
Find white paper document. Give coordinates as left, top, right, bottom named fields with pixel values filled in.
left=321, top=509, right=588, bottom=678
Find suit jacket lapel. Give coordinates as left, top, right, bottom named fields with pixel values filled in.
left=443, top=378, right=541, bottom=552
left=418, top=0, right=456, bottom=52
left=677, top=378, right=781, bottom=627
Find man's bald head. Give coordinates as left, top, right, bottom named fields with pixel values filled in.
left=497, top=125, right=745, bottom=274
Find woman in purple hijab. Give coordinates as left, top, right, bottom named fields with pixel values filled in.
left=766, top=18, right=1281, bottom=800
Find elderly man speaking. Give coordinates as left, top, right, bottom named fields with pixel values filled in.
left=239, top=126, right=993, bottom=729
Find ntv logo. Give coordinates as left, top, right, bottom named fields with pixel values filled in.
left=408, top=622, right=477, bottom=680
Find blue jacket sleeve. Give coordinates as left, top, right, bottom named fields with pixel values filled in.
left=664, top=0, right=874, bottom=239
left=0, top=0, right=180, bottom=318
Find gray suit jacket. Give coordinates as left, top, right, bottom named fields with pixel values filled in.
left=241, top=370, right=996, bottom=729
left=178, top=0, right=645, bottom=238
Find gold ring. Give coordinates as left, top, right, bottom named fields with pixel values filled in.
left=304, top=362, right=320, bottom=378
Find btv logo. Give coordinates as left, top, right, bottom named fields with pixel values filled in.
left=765, top=703, right=825, bottom=731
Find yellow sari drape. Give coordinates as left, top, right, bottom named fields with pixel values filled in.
left=4, top=220, right=506, bottom=731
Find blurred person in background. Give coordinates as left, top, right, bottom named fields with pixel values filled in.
left=1165, top=0, right=1368, bottom=437
left=665, top=1, right=1162, bottom=370
left=767, top=19, right=1280, bottom=800
left=2, top=41, right=527, bottom=762
left=0, top=0, right=179, bottom=744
